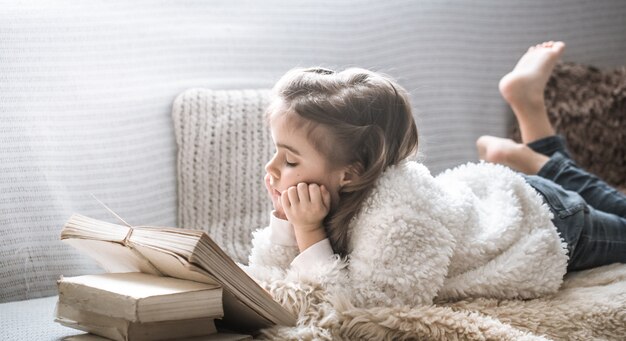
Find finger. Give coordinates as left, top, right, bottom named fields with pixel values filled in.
left=287, top=186, right=299, bottom=205
left=321, top=185, right=331, bottom=210
left=297, top=182, right=310, bottom=203
left=308, top=184, right=322, bottom=206
left=279, top=193, right=292, bottom=220
left=274, top=197, right=282, bottom=211
left=280, top=190, right=291, bottom=209
left=275, top=199, right=287, bottom=220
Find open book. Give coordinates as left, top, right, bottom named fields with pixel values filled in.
left=60, top=214, right=296, bottom=332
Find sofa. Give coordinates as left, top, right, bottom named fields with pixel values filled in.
left=2, top=1, right=626, bottom=340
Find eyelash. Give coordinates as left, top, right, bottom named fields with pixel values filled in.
left=272, top=149, right=298, bottom=167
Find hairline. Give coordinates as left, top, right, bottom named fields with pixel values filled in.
left=267, top=102, right=346, bottom=169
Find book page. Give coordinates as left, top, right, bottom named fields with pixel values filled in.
left=131, top=244, right=219, bottom=286
left=60, top=272, right=219, bottom=297
left=132, top=243, right=270, bottom=330
left=193, top=235, right=296, bottom=327
left=61, top=214, right=129, bottom=241
left=129, top=229, right=294, bottom=328
left=63, top=239, right=160, bottom=275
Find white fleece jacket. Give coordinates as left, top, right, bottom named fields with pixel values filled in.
left=245, top=160, right=569, bottom=308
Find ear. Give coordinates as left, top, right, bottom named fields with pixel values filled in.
left=338, top=164, right=361, bottom=187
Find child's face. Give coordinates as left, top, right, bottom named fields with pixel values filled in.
left=265, top=112, right=346, bottom=213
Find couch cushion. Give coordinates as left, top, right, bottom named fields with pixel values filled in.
left=172, top=89, right=273, bottom=264
left=0, top=296, right=76, bottom=340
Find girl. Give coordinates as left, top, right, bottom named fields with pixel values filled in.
left=245, top=41, right=626, bottom=309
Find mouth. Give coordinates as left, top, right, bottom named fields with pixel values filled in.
left=272, top=188, right=282, bottom=198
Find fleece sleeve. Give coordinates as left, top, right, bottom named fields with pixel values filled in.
left=347, top=204, right=457, bottom=308
left=290, top=238, right=334, bottom=272
left=243, top=212, right=300, bottom=282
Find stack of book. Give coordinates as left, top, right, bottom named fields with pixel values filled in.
left=56, top=213, right=296, bottom=340
left=56, top=272, right=224, bottom=341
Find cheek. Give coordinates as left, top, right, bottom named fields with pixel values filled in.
left=281, top=166, right=332, bottom=189
left=279, top=169, right=302, bottom=187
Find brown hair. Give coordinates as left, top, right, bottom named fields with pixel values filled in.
left=267, top=67, right=418, bottom=257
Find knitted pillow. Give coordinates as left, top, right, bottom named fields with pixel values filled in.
left=172, top=89, right=274, bottom=264
left=509, top=62, right=626, bottom=192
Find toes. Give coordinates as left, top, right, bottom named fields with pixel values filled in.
left=528, top=41, right=566, bottom=54
left=539, top=40, right=565, bottom=51
left=553, top=41, right=566, bottom=51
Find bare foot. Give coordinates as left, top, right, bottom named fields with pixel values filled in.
left=476, top=135, right=549, bottom=175
left=499, top=41, right=565, bottom=112
left=499, top=41, right=565, bottom=144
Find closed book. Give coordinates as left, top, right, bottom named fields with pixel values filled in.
left=58, top=272, right=223, bottom=322
left=56, top=301, right=218, bottom=341
left=62, top=332, right=253, bottom=341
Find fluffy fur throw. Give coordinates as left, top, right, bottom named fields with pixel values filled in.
left=258, top=263, right=626, bottom=340
left=509, top=62, right=626, bottom=192
left=246, top=161, right=568, bottom=310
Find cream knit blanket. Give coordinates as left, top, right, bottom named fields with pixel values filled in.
left=173, top=88, right=273, bottom=263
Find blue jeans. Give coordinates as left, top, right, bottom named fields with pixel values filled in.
left=522, top=136, right=626, bottom=271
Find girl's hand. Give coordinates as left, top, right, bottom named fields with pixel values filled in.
left=264, top=173, right=287, bottom=220
left=280, top=182, right=331, bottom=251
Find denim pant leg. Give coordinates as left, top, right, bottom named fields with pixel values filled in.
left=524, top=175, right=626, bottom=271
left=523, top=135, right=626, bottom=271
left=527, top=135, right=626, bottom=218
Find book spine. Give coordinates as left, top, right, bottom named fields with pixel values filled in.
left=58, top=281, right=139, bottom=322
left=56, top=300, right=218, bottom=341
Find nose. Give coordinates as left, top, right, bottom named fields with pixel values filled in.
left=265, top=156, right=279, bottom=181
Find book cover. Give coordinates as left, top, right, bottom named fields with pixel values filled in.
left=56, top=301, right=218, bottom=341
left=57, top=272, right=222, bottom=322
left=62, top=333, right=253, bottom=341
